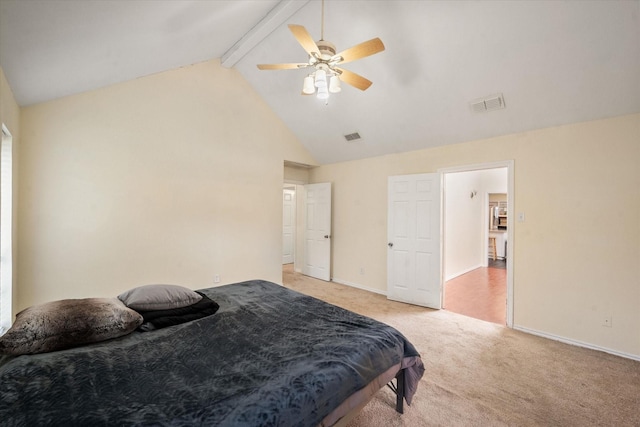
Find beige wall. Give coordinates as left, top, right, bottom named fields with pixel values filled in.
left=310, top=114, right=640, bottom=358
left=0, top=67, right=20, bottom=322
left=7, top=56, right=640, bottom=358
left=0, top=68, right=19, bottom=134
left=284, top=165, right=310, bottom=183
left=18, top=60, right=315, bottom=308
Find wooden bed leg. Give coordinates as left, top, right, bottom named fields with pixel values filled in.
left=395, top=369, right=405, bottom=414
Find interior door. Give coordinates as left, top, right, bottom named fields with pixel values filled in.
left=303, top=183, right=331, bottom=281
left=387, top=173, right=442, bottom=308
left=282, top=188, right=295, bottom=264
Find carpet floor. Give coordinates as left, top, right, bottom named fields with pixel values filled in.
left=282, top=265, right=640, bottom=426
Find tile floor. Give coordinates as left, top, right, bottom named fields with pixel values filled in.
left=444, top=263, right=507, bottom=325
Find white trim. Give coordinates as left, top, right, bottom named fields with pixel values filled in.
left=514, top=325, right=640, bottom=362
left=444, top=263, right=483, bottom=282
left=331, top=278, right=387, bottom=296
left=0, top=124, right=13, bottom=333
left=284, top=178, right=307, bottom=185
left=438, top=160, right=514, bottom=328
left=221, top=0, right=311, bottom=68
left=282, top=187, right=296, bottom=265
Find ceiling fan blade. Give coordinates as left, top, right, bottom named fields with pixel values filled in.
left=288, top=24, right=320, bottom=57
left=257, top=63, right=308, bottom=70
left=334, top=38, right=385, bottom=65
left=336, top=67, right=373, bottom=91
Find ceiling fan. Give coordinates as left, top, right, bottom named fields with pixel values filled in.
left=257, top=0, right=385, bottom=100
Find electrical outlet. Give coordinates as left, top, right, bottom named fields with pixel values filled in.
left=360, top=267, right=365, bottom=275
left=214, top=274, right=220, bottom=283
left=602, top=316, right=612, bottom=327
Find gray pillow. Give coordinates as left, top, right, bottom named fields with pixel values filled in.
left=117, top=284, right=202, bottom=311
left=0, top=298, right=143, bottom=355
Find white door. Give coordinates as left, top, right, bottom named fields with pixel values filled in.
left=387, top=174, right=442, bottom=308
left=282, top=188, right=295, bottom=264
left=303, top=183, right=331, bottom=281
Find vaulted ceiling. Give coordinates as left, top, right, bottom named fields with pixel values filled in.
left=1, top=0, right=639, bottom=164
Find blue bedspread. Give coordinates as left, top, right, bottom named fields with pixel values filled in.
left=0, top=280, right=424, bottom=426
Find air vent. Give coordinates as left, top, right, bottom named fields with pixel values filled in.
left=470, top=93, right=505, bottom=113
left=344, top=132, right=362, bottom=142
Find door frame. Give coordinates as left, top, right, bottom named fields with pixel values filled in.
left=439, top=160, right=514, bottom=328
left=282, top=185, right=296, bottom=265
left=284, top=179, right=306, bottom=274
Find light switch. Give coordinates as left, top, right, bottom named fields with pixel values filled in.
left=517, top=212, right=525, bottom=222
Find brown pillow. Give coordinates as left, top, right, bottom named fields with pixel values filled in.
left=117, top=284, right=202, bottom=311
left=0, top=298, right=143, bottom=355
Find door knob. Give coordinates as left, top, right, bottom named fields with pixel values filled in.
left=324, top=235, right=331, bottom=239
left=388, top=242, right=394, bottom=248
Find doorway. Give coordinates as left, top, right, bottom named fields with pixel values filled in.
left=282, top=185, right=296, bottom=266
left=440, top=162, right=513, bottom=327
left=282, top=161, right=333, bottom=283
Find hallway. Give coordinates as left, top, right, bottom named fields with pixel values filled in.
left=444, top=265, right=506, bottom=325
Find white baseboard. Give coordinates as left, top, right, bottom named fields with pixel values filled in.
left=514, top=325, right=640, bottom=362
left=445, top=263, right=483, bottom=282
left=330, top=276, right=640, bottom=362
left=331, top=277, right=387, bottom=296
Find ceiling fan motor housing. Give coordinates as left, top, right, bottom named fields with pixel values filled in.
left=316, top=40, right=336, bottom=60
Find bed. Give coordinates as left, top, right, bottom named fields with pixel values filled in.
left=0, top=280, right=424, bottom=426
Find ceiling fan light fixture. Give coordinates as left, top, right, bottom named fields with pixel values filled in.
left=314, top=69, right=327, bottom=88
left=317, top=85, right=329, bottom=100
left=302, top=75, right=315, bottom=94
left=329, top=75, right=341, bottom=93
left=256, top=0, right=385, bottom=101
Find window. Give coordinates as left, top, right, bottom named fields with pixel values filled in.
left=0, top=124, right=13, bottom=334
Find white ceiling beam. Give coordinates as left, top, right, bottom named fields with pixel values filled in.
left=221, top=0, right=310, bottom=68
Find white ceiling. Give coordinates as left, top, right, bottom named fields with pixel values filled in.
left=1, top=0, right=639, bottom=165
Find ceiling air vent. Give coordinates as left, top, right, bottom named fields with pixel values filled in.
left=344, top=132, right=362, bottom=142
left=470, top=93, right=505, bottom=113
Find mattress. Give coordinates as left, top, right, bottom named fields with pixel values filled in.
left=0, top=280, right=424, bottom=426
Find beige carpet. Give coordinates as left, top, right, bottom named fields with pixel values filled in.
left=282, top=266, right=640, bottom=426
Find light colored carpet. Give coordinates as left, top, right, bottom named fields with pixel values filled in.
left=282, top=266, right=640, bottom=426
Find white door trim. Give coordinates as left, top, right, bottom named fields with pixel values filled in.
left=438, top=160, right=514, bottom=328
left=284, top=180, right=307, bottom=273
left=282, top=187, right=296, bottom=265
